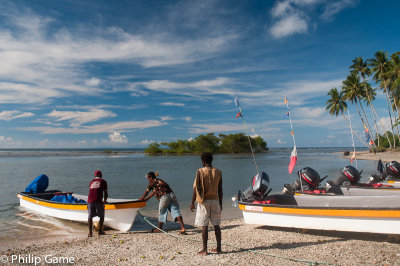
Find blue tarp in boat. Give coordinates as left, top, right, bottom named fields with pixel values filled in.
left=50, top=194, right=86, bottom=204
left=24, top=174, right=49, bottom=194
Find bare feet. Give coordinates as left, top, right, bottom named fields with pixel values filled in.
left=179, top=229, right=187, bottom=235
left=151, top=228, right=162, bottom=233
left=88, top=232, right=93, bottom=237
left=211, top=248, right=222, bottom=254
left=197, top=250, right=208, bottom=255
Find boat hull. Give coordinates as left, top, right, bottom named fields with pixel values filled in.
left=17, top=192, right=146, bottom=232
left=239, top=194, right=400, bottom=235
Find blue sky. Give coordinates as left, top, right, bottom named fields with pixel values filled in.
left=0, top=0, right=399, bottom=148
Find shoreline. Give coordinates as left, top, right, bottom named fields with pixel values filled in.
left=2, top=217, right=400, bottom=265
left=343, top=150, right=400, bottom=163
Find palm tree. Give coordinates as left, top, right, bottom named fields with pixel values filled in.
left=342, top=73, right=376, bottom=147
left=350, top=56, right=382, bottom=147
left=363, top=83, right=392, bottom=148
left=326, top=87, right=368, bottom=146
left=370, top=50, right=396, bottom=148
left=350, top=56, right=371, bottom=80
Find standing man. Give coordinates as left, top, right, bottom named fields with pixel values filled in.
left=88, top=170, right=108, bottom=237
left=190, top=152, right=223, bottom=255
left=139, top=171, right=186, bottom=234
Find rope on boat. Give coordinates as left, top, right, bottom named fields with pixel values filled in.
left=137, top=212, right=335, bottom=266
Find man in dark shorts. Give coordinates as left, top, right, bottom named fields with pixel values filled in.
left=139, top=171, right=186, bottom=234
left=88, top=170, right=108, bottom=237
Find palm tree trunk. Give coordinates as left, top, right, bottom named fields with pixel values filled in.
left=369, top=98, right=392, bottom=148
left=341, top=113, right=369, bottom=146
left=357, top=97, right=376, bottom=147
left=385, top=88, right=396, bottom=148
left=390, top=90, right=400, bottom=143
left=354, top=102, right=371, bottom=147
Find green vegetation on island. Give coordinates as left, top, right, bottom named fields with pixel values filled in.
left=144, top=133, right=268, bottom=155
left=326, top=50, right=400, bottom=151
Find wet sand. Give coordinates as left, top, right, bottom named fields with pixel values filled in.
left=1, top=217, right=400, bottom=265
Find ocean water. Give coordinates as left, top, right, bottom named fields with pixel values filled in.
left=0, top=147, right=376, bottom=242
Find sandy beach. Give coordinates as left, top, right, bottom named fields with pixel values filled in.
left=344, top=150, right=400, bottom=163
left=1, top=215, right=400, bottom=265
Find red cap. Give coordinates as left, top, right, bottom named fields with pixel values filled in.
left=94, top=170, right=102, bottom=177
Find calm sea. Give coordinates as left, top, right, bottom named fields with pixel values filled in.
left=0, top=147, right=375, bottom=242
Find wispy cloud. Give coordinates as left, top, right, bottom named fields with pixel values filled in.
left=160, top=102, right=185, bottom=107
left=0, top=6, right=238, bottom=104
left=189, top=123, right=243, bottom=134
left=20, top=120, right=167, bottom=134
left=45, top=109, right=116, bottom=127
left=0, top=110, right=34, bottom=121
left=269, top=0, right=357, bottom=39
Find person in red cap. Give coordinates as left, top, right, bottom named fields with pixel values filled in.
left=87, top=170, right=108, bottom=237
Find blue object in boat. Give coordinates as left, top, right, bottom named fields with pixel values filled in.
left=50, top=194, right=86, bottom=204
left=24, top=174, right=49, bottom=194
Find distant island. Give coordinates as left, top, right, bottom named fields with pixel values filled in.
left=144, top=133, right=268, bottom=155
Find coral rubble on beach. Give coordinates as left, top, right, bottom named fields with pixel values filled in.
left=2, top=218, right=400, bottom=265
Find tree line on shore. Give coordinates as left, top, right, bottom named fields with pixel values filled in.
left=144, top=133, right=268, bottom=155
left=326, top=50, right=400, bottom=150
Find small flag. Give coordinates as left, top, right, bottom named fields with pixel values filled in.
left=235, top=112, right=242, bottom=119
left=350, top=151, right=356, bottom=164
left=288, top=146, right=297, bottom=174
left=369, top=139, right=374, bottom=146
left=284, top=97, right=287, bottom=104
left=291, top=130, right=294, bottom=136
left=234, top=97, right=239, bottom=107
left=363, top=123, right=369, bottom=133
left=283, top=111, right=290, bottom=118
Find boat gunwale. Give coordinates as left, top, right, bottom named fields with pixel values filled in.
left=238, top=201, right=400, bottom=211
left=17, top=192, right=146, bottom=206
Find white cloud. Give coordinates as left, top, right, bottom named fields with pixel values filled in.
left=0, top=110, right=34, bottom=121
left=160, top=102, right=185, bottom=107
left=276, top=138, right=287, bottom=144
left=321, top=0, right=357, bottom=21
left=108, top=131, right=128, bottom=143
left=270, top=14, right=308, bottom=38
left=85, top=78, right=101, bottom=87
left=0, top=136, right=13, bottom=142
left=20, top=120, right=167, bottom=134
left=140, top=139, right=155, bottom=145
left=184, top=116, right=192, bottom=122
left=46, top=109, right=116, bottom=127
left=269, top=0, right=356, bottom=39
left=0, top=8, right=237, bottom=104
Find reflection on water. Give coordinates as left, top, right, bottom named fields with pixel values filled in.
left=0, top=148, right=376, bottom=242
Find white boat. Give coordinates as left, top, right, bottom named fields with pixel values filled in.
left=17, top=190, right=146, bottom=232
left=238, top=193, right=400, bottom=235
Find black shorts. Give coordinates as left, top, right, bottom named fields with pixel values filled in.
left=87, top=203, right=105, bottom=219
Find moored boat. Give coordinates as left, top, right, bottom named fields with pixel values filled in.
left=236, top=172, right=400, bottom=235
left=17, top=191, right=146, bottom=232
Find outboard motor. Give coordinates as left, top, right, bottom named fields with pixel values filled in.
left=327, top=165, right=361, bottom=187
left=369, top=161, right=400, bottom=183
left=386, top=161, right=400, bottom=178
left=240, top=172, right=270, bottom=201
left=283, top=167, right=320, bottom=194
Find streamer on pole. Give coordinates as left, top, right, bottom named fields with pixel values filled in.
left=234, top=97, right=259, bottom=173
left=347, top=109, right=358, bottom=168
left=284, top=97, right=297, bottom=174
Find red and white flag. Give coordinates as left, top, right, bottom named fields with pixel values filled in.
left=288, top=146, right=297, bottom=174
